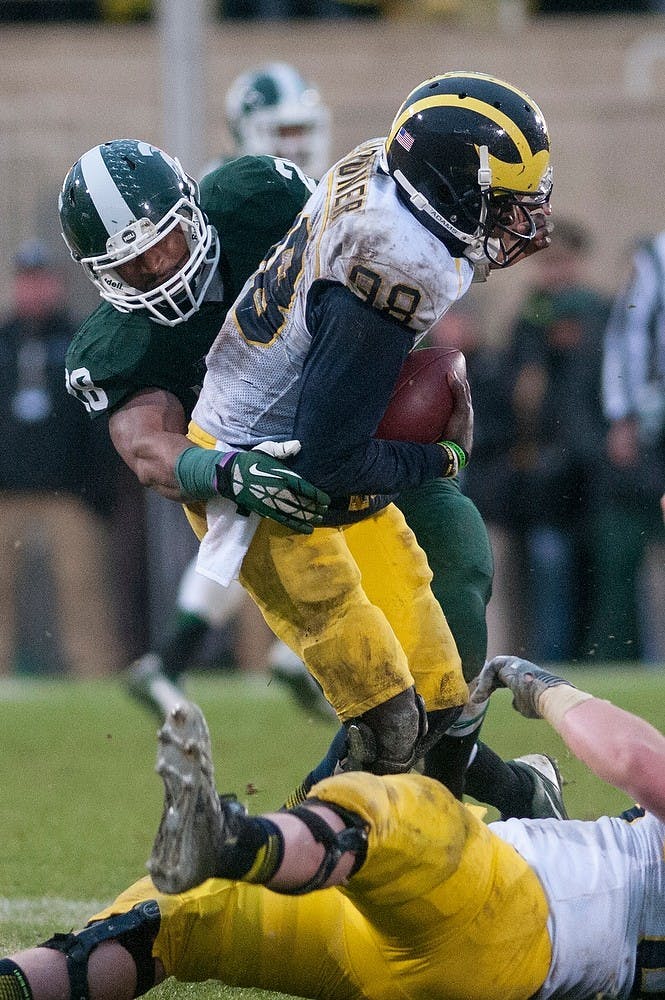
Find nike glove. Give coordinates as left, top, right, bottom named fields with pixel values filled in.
left=215, top=441, right=330, bottom=534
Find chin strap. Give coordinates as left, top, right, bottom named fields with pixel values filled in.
left=391, top=167, right=480, bottom=249
left=477, top=144, right=492, bottom=191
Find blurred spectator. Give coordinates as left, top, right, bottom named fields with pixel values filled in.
left=0, top=0, right=149, bottom=20
left=535, top=1, right=653, bottom=11
left=219, top=0, right=365, bottom=18
left=495, top=219, right=610, bottom=663
left=0, top=240, right=125, bottom=676
left=98, top=0, right=151, bottom=20
left=337, top=0, right=460, bottom=15
left=0, top=2, right=98, bottom=20
left=591, top=232, right=665, bottom=663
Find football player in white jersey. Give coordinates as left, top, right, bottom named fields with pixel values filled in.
left=3, top=655, right=665, bottom=1000
left=181, top=71, right=553, bottom=782
left=118, top=67, right=563, bottom=824
left=60, top=71, right=554, bottom=808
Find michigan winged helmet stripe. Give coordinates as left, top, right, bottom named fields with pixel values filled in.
left=383, top=71, right=551, bottom=264
left=387, top=92, right=549, bottom=196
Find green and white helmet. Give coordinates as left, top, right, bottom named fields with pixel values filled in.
left=58, top=139, right=220, bottom=325
left=225, top=62, right=330, bottom=177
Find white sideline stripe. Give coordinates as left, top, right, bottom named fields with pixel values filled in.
left=0, top=897, right=105, bottom=924
left=0, top=680, right=46, bottom=702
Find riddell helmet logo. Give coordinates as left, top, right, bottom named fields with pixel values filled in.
left=121, top=229, right=137, bottom=244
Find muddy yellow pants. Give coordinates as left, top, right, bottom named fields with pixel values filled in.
left=183, top=424, right=467, bottom=720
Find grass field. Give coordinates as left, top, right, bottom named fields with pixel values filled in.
left=1, top=665, right=663, bottom=999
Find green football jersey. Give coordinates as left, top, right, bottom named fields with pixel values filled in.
left=65, top=155, right=315, bottom=419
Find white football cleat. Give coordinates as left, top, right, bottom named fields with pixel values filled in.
left=125, top=652, right=187, bottom=720
left=508, top=753, right=569, bottom=821
left=148, top=700, right=227, bottom=893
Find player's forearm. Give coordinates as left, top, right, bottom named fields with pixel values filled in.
left=294, top=437, right=448, bottom=496
left=540, top=689, right=665, bottom=821
left=119, top=432, right=191, bottom=500
left=108, top=389, right=192, bottom=500
left=293, top=284, right=451, bottom=494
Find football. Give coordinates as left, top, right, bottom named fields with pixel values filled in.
left=375, top=347, right=467, bottom=444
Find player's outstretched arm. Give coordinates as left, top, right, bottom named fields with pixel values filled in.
left=473, top=655, right=665, bottom=821
left=175, top=439, right=330, bottom=534
left=109, top=387, right=193, bottom=501
left=109, top=389, right=329, bottom=532
left=554, top=695, right=665, bottom=821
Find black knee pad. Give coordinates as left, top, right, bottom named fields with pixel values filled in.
left=344, top=686, right=427, bottom=774
left=39, top=899, right=160, bottom=1000
left=279, top=800, right=368, bottom=893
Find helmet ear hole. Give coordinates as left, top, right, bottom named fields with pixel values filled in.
left=436, top=185, right=454, bottom=207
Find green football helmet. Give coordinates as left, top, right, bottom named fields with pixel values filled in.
left=225, top=62, right=330, bottom=177
left=385, top=72, right=552, bottom=266
left=58, top=139, right=220, bottom=325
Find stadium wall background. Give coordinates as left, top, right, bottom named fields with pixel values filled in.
left=0, top=13, right=663, bottom=339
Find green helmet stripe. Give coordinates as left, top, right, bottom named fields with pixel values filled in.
left=79, top=145, right=136, bottom=238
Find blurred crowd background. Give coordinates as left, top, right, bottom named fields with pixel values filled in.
left=2, top=1, right=664, bottom=21
left=0, top=0, right=664, bottom=679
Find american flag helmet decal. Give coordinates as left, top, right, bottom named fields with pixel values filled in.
left=395, top=126, right=415, bottom=151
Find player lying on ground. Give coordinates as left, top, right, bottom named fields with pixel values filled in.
left=3, top=655, right=665, bottom=1000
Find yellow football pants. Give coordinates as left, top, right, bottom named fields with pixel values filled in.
left=183, top=423, right=467, bottom=719
left=91, top=771, right=552, bottom=1000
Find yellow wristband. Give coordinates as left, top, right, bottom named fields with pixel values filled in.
left=539, top=686, right=594, bottom=730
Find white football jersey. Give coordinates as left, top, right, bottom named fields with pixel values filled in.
left=191, top=138, right=474, bottom=448
left=492, top=810, right=665, bottom=998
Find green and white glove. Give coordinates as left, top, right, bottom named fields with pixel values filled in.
left=215, top=441, right=330, bottom=534
left=471, top=655, right=575, bottom=719
left=175, top=440, right=330, bottom=535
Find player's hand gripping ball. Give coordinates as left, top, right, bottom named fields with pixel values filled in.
left=376, top=347, right=467, bottom=443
